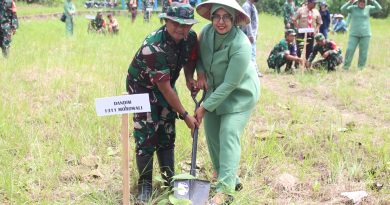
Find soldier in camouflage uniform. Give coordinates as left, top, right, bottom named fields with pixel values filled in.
left=160, top=0, right=170, bottom=24
left=306, top=33, right=343, bottom=71
left=0, top=0, right=18, bottom=58
left=126, top=3, right=198, bottom=203
left=143, top=0, right=154, bottom=22
left=267, top=29, right=303, bottom=73
left=283, top=0, right=296, bottom=29
left=88, top=12, right=106, bottom=34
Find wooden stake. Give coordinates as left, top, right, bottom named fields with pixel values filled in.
left=301, top=32, right=308, bottom=74
left=121, top=113, right=129, bottom=205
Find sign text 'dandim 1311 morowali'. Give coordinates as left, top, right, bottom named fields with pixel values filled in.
left=95, top=94, right=150, bottom=116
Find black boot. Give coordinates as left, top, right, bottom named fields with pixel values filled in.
left=1, top=46, right=9, bottom=58
left=157, top=149, right=174, bottom=189
left=136, top=154, right=153, bottom=203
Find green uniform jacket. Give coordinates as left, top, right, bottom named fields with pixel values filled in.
left=341, top=0, right=382, bottom=37
left=197, top=24, right=260, bottom=115
left=64, top=0, right=76, bottom=18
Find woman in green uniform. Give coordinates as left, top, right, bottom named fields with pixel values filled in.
left=341, top=0, right=382, bottom=70
left=194, top=0, right=260, bottom=203
left=64, top=0, right=76, bottom=36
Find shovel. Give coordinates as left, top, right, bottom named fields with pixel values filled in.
left=173, top=91, right=210, bottom=205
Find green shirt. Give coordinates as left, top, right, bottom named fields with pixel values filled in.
left=64, top=0, right=76, bottom=18
left=197, top=24, right=260, bottom=114
left=340, top=0, right=382, bottom=37
left=283, top=1, right=295, bottom=25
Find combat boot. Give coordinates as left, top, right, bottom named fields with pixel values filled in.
left=157, top=148, right=174, bottom=189
left=136, top=154, right=153, bottom=204
left=1, top=47, right=9, bottom=58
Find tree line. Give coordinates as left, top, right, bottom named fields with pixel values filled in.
left=15, top=0, right=390, bottom=18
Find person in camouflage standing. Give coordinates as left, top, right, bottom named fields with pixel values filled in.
left=305, top=33, right=343, bottom=71
left=267, top=29, right=303, bottom=73
left=143, top=0, right=154, bottom=22
left=283, top=0, right=296, bottom=29
left=0, top=0, right=18, bottom=57
left=160, top=0, right=172, bottom=24
left=126, top=3, right=199, bottom=203
left=64, top=0, right=76, bottom=36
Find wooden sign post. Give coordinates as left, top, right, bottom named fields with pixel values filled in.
left=95, top=93, right=150, bottom=204
left=121, top=112, right=129, bottom=205
left=298, top=28, right=315, bottom=74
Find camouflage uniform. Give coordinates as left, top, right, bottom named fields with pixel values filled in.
left=283, top=1, right=295, bottom=29
left=267, top=38, right=297, bottom=73
left=0, top=0, right=18, bottom=57
left=308, top=40, right=343, bottom=71
left=126, top=26, right=197, bottom=156
left=162, top=0, right=169, bottom=13
left=89, top=17, right=106, bottom=33
left=143, top=0, right=153, bottom=22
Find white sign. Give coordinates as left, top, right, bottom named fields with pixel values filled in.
left=298, top=28, right=315, bottom=33
left=177, top=182, right=189, bottom=196
left=95, top=94, right=150, bottom=116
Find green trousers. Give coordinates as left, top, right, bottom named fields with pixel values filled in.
left=204, top=109, right=253, bottom=194
left=343, top=35, right=371, bottom=70
left=65, top=17, right=74, bottom=36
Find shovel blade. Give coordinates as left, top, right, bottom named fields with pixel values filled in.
left=174, top=179, right=210, bottom=205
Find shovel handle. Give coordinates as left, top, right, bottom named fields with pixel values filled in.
left=190, top=127, right=199, bottom=177
left=191, top=91, right=206, bottom=110
left=190, top=91, right=206, bottom=177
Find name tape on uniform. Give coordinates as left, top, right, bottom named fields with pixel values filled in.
left=95, top=94, right=150, bottom=116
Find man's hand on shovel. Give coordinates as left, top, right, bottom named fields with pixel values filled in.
left=184, top=115, right=199, bottom=137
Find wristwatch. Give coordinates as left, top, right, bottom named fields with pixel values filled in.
left=178, top=111, right=188, bottom=120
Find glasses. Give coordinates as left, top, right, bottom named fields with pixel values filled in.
left=211, top=14, right=233, bottom=23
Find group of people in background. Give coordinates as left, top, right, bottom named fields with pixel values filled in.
left=268, top=0, right=382, bottom=73
left=127, top=0, right=199, bottom=23
left=87, top=11, right=119, bottom=34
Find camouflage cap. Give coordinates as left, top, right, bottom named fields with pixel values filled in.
left=285, top=29, right=297, bottom=36
left=159, top=3, right=198, bottom=25
left=314, top=33, right=325, bottom=41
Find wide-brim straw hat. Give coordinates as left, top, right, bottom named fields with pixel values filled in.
left=196, top=0, right=251, bottom=26
left=334, top=14, right=344, bottom=18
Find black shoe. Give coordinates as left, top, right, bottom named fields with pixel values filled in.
left=209, top=192, right=234, bottom=205
left=157, top=148, right=174, bottom=189
left=136, top=154, right=153, bottom=203
left=2, top=47, right=9, bottom=58
left=235, top=183, right=243, bottom=191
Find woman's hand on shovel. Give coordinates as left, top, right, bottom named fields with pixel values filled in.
left=195, top=106, right=206, bottom=125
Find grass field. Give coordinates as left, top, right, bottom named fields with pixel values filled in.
left=0, top=9, right=389, bottom=205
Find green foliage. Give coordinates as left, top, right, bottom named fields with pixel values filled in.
left=372, top=0, right=390, bottom=18
left=168, top=194, right=192, bottom=205
left=171, top=173, right=196, bottom=181
left=16, top=0, right=63, bottom=6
